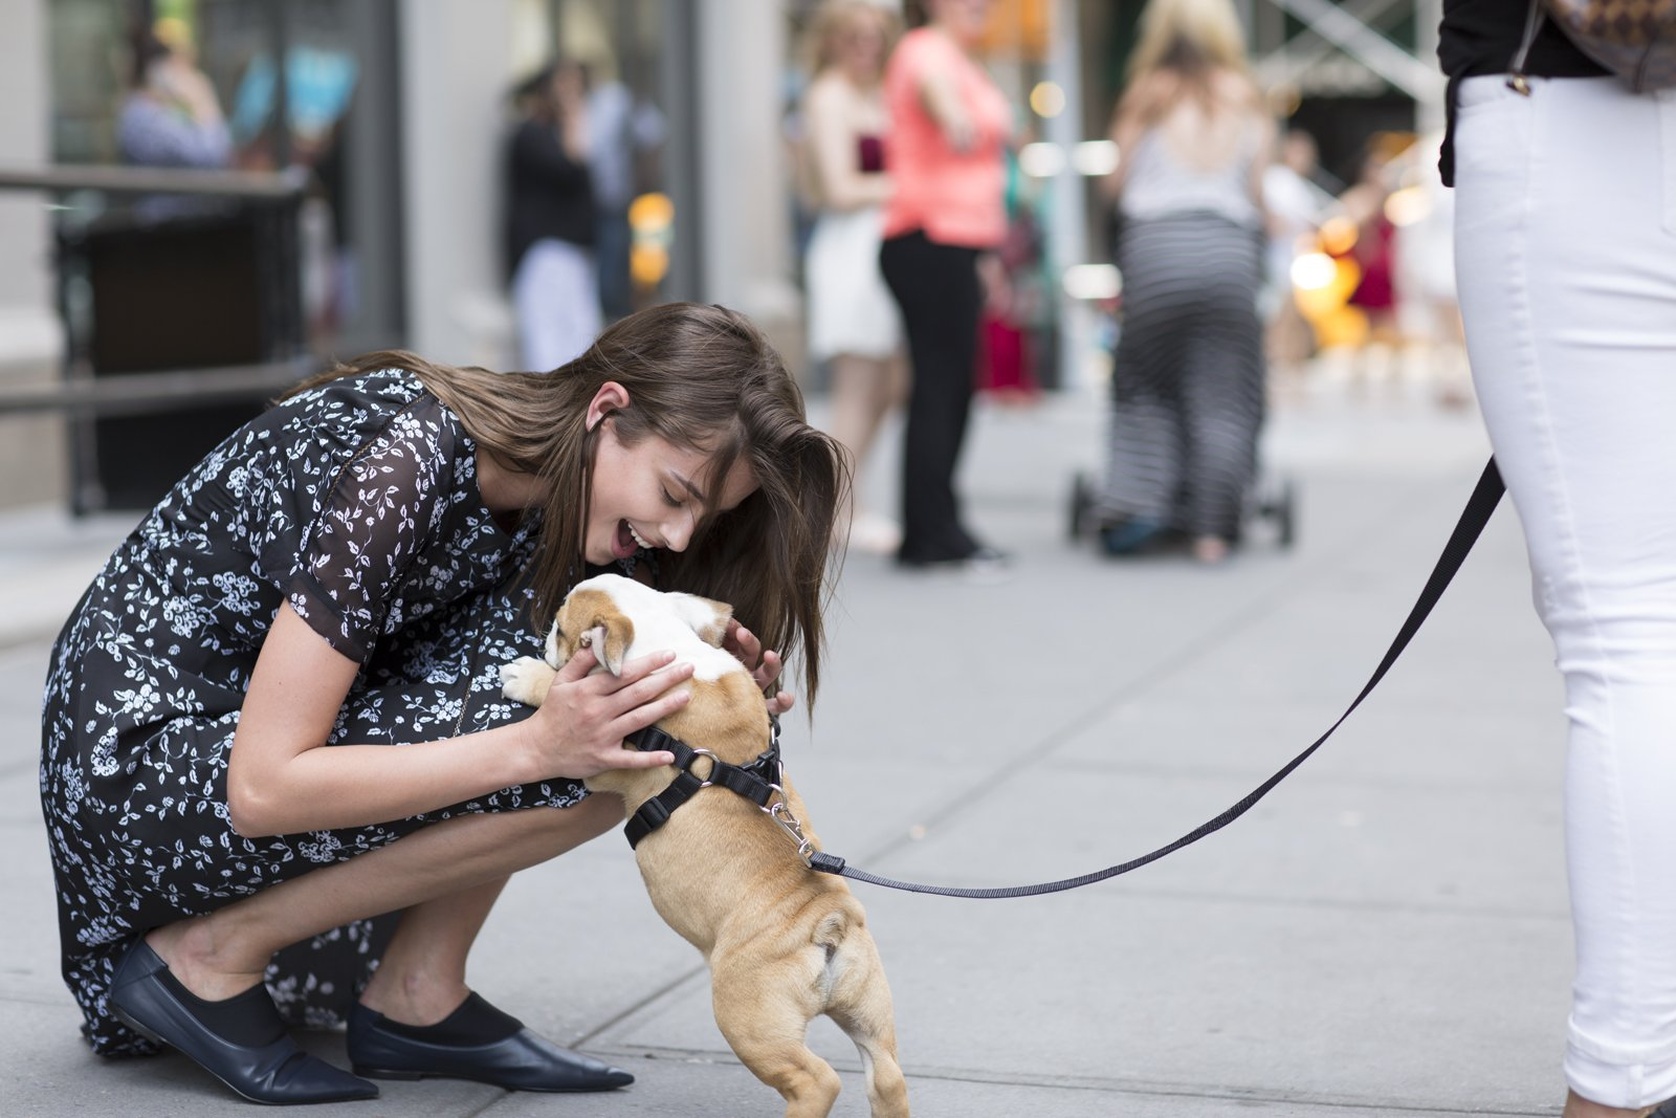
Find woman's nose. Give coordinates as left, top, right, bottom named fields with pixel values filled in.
left=662, top=510, right=696, bottom=552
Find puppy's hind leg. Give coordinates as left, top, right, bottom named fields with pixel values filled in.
left=823, top=920, right=910, bottom=1118
left=711, top=955, right=841, bottom=1118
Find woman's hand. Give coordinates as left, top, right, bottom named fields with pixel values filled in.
left=723, top=620, right=796, bottom=717
left=520, top=647, right=689, bottom=778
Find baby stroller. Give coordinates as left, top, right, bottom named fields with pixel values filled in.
left=1066, top=466, right=1297, bottom=552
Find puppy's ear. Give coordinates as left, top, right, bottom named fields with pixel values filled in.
left=542, top=618, right=563, bottom=668
left=667, top=592, right=734, bottom=647
left=579, top=612, right=634, bottom=675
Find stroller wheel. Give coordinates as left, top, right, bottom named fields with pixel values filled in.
left=1069, top=472, right=1094, bottom=541
left=1276, top=478, right=1298, bottom=548
left=1259, top=476, right=1298, bottom=548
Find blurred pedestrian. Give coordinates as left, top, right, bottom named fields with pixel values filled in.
left=1094, top=0, right=1273, bottom=564
left=584, top=63, right=666, bottom=321
left=975, top=153, right=1046, bottom=407
left=1440, top=4, right=1676, bottom=1118
left=879, top=0, right=1013, bottom=571
left=117, top=28, right=232, bottom=173
left=1261, top=127, right=1327, bottom=385
left=800, top=0, right=908, bottom=555
left=38, top=303, right=839, bottom=1104
left=1338, top=139, right=1401, bottom=379
left=505, top=59, right=601, bottom=371
left=1390, top=131, right=1470, bottom=409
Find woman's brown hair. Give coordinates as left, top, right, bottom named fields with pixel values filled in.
left=293, top=303, right=848, bottom=707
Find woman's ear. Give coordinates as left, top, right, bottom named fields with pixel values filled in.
left=585, top=382, right=632, bottom=432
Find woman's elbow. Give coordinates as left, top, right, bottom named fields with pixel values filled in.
left=226, top=770, right=283, bottom=837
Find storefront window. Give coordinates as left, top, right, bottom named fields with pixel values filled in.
left=46, top=0, right=403, bottom=355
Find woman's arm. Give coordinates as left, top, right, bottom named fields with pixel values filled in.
left=225, top=602, right=686, bottom=836
left=1246, top=99, right=1277, bottom=227
left=1099, top=96, right=1145, bottom=203
left=916, top=64, right=976, bottom=153
left=805, top=79, right=892, bottom=212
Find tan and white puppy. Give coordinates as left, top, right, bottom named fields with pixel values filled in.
left=500, top=573, right=908, bottom=1118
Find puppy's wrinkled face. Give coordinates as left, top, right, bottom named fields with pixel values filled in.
left=546, top=573, right=735, bottom=679
left=549, top=587, right=634, bottom=675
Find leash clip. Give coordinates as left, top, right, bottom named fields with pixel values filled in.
left=763, top=789, right=816, bottom=864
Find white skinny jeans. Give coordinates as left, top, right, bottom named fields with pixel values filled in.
left=1453, top=75, right=1676, bottom=1108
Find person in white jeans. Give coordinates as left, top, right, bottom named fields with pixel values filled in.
left=1453, top=76, right=1676, bottom=1118
left=513, top=238, right=602, bottom=372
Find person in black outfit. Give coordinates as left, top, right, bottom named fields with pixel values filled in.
left=505, top=59, right=602, bottom=371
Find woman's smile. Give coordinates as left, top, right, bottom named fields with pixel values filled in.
left=587, top=418, right=757, bottom=566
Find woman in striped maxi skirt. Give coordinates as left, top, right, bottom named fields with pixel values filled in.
left=1096, top=0, right=1272, bottom=563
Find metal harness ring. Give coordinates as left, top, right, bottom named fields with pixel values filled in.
left=684, top=748, right=720, bottom=787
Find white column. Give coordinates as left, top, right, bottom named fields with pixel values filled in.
left=0, top=0, right=61, bottom=370
left=398, top=0, right=520, bottom=367
left=0, top=0, right=68, bottom=507
left=694, top=0, right=801, bottom=362
left=1045, top=0, right=1094, bottom=392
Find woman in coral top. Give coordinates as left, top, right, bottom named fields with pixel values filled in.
left=879, top=0, right=1012, bottom=570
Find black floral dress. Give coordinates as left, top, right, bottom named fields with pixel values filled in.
left=39, top=368, right=591, bottom=1057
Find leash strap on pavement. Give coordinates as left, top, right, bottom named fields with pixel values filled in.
left=809, top=458, right=1506, bottom=900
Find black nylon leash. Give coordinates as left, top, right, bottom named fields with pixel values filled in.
left=807, top=459, right=1507, bottom=899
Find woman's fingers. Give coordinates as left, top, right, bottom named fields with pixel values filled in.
left=723, top=621, right=786, bottom=694
left=599, top=649, right=681, bottom=690
left=556, top=644, right=598, bottom=680
left=751, top=648, right=783, bottom=693
left=723, top=619, right=759, bottom=664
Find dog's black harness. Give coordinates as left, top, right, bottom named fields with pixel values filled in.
left=621, top=717, right=798, bottom=851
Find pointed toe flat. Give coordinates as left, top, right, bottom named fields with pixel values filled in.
left=110, top=939, right=378, bottom=1105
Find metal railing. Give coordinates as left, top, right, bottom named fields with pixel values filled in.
left=0, top=162, right=318, bottom=420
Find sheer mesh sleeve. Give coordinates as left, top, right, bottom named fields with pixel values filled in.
left=285, top=398, right=458, bottom=661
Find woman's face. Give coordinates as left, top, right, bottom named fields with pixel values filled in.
left=836, top=15, right=888, bottom=78
left=928, top=0, right=993, bottom=46
left=585, top=414, right=758, bottom=566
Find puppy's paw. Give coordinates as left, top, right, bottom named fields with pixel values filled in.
left=500, top=656, right=557, bottom=706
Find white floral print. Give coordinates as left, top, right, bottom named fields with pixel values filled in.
left=39, top=369, right=593, bottom=1057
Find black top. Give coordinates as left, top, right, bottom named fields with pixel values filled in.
left=1435, top=0, right=1610, bottom=184
left=1437, top=0, right=1609, bottom=79
left=504, top=117, right=595, bottom=281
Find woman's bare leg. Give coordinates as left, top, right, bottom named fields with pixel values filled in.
left=144, top=797, right=621, bottom=1005
left=830, top=352, right=906, bottom=547
left=357, top=876, right=507, bottom=1024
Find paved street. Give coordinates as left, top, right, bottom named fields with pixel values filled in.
left=0, top=371, right=1576, bottom=1116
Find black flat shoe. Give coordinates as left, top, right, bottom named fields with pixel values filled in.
left=109, top=939, right=378, bottom=1105
left=346, top=996, right=633, bottom=1092
left=896, top=544, right=1012, bottom=569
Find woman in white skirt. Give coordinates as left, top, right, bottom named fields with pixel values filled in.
left=800, top=0, right=907, bottom=554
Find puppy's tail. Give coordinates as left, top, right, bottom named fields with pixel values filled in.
left=815, top=905, right=910, bottom=1117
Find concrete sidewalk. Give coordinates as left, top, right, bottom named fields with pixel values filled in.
left=1, top=380, right=1574, bottom=1116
